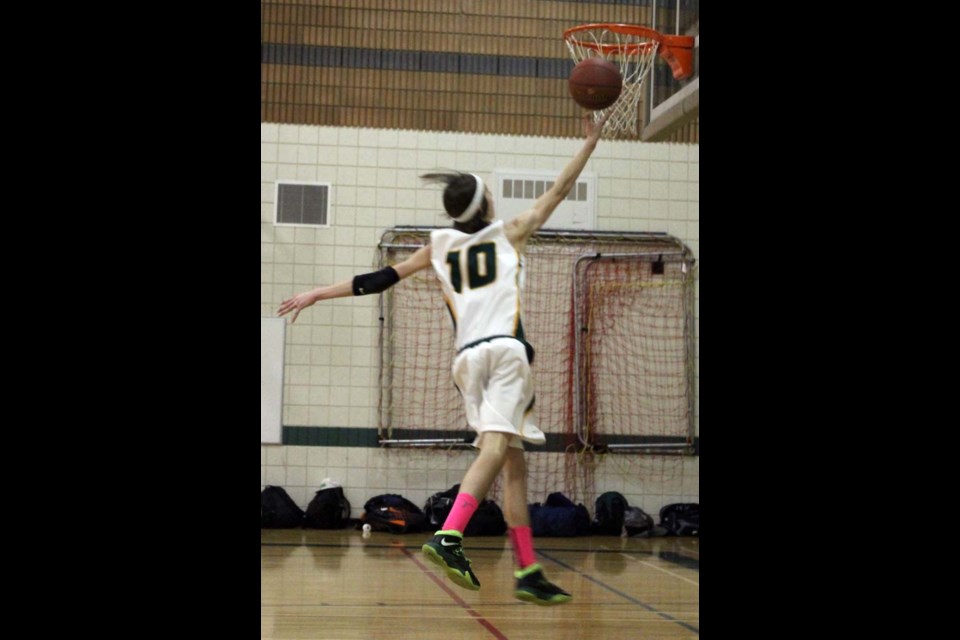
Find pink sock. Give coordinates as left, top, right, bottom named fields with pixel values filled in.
left=441, top=493, right=479, bottom=534
left=509, top=526, right=537, bottom=569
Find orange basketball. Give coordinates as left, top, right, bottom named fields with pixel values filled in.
left=568, top=57, right=622, bottom=110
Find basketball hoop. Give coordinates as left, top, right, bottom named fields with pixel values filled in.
left=564, top=24, right=695, bottom=138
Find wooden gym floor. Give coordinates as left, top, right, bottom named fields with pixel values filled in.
left=261, top=529, right=700, bottom=639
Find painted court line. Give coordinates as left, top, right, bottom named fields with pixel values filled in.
left=400, top=547, right=510, bottom=640
left=603, top=547, right=700, bottom=588
left=538, top=550, right=699, bottom=635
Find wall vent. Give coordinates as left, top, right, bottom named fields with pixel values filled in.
left=275, top=182, right=331, bottom=227
left=492, top=170, right=595, bottom=230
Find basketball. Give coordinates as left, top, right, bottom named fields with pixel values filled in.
left=568, top=57, right=622, bottom=110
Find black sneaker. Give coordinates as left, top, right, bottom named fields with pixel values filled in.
left=514, top=564, right=572, bottom=606
left=421, top=531, right=481, bottom=591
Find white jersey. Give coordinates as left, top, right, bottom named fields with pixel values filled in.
left=430, top=221, right=526, bottom=351
left=431, top=221, right=543, bottom=448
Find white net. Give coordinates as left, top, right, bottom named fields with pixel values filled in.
left=564, top=25, right=661, bottom=138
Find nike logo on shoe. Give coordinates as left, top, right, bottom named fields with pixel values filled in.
left=440, top=539, right=460, bottom=547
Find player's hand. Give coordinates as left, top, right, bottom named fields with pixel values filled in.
left=277, top=291, right=317, bottom=324
left=584, top=111, right=612, bottom=140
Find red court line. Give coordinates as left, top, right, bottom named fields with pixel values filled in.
left=400, top=548, right=509, bottom=640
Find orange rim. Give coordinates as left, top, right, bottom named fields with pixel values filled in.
left=564, top=23, right=663, bottom=53
left=563, top=23, right=695, bottom=78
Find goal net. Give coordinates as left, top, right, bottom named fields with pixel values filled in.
left=378, top=228, right=695, bottom=504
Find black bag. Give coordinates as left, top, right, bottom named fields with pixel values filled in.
left=592, top=491, right=629, bottom=535
left=423, top=486, right=457, bottom=529
left=424, top=485, right=507, bottom=536
left=261, top=486, right=304, bottom=529
left=660, top=503, right=699, bottom=536
left=467, top=500, right=508, bottom=536
left=529, top=493, right=591, bottom=537
left=623, top=506, right=655, bottom=536
left=362, top=494, right=427, bottom=534
left=304, top=486, right=351, bottom=529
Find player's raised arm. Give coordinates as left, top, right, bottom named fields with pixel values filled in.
left=506, top=113, right=609, bottom=249
left=277, top=244, right=432, bottom=323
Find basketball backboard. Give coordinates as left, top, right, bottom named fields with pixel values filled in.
left=643, top=0, right=699, bottom=141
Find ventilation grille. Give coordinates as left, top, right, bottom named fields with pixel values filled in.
left=502, top=179, right=588, bottom=202
left=275, top=183, right=330, bottom=226
left=492, top=169, right=596, bottom=230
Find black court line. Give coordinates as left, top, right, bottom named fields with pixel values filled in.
left=538, top=546, right=701, bottom=572
left=538, top=550, right=700, bottom=635
left=261, top=541, right=699, bottom=571
left=658, top=551, right=699, bottom=572
left=399, top=547, right=510, bottom=640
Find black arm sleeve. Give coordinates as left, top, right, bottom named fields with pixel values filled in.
left=352, top=266, right=400, bottom=296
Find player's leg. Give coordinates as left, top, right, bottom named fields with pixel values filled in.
left=502, top=445, right=533, bottom=561
left=459, top=430, right=510, bottom=500
left=422, top=432, right=511, bottom=590
left=503, top=447, right=572, bottom=606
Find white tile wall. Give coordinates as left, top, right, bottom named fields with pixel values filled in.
left=261, top=123, right=700, bottom=519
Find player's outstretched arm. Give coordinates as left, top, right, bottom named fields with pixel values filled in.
left=277, top=244, right=432, bottom=323
left=506, top=113, right=610, bottom=248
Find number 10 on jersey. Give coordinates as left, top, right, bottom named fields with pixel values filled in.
left=446, top=243, right=497, bottom=293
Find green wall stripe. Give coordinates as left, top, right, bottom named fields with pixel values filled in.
left=282, top=426, right=699, bottom=455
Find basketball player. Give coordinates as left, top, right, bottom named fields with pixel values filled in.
left=278, top=114, right=608, bottom=605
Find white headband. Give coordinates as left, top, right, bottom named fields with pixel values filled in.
left=452, top=174, right=485, bottom=223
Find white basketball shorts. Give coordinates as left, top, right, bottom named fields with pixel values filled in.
left=452, top=337, right=546, bottom=450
